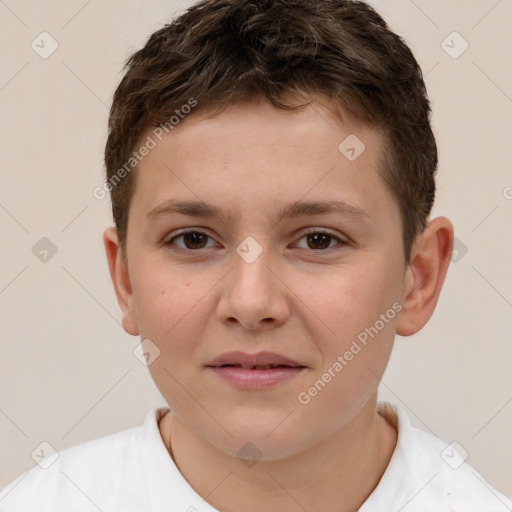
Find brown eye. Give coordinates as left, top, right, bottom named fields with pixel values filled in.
left=166, top=230, right=214, bottom=250
left=295, top=231, right=344, bottom=251
left=306, top=233, right=332, bottom=250
left=181, top=232, right=209, bottom=249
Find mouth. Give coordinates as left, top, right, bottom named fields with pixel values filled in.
left=206, top=351, right=307, bottom=389
left=206, top=351, right=306, bottom=369
left=214, top=363, right=302, bottom=370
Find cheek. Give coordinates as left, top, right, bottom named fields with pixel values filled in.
left=302, top=277, right=397, bottom=419
left=310, top=263, right=397, bottom=325
left=131, top=263, right=203, bottom=346
left=137, top=274, right=212, bottom=408
left=304, top=260, right=401, bottom=364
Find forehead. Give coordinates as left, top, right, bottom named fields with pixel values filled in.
left=151, top=97, right=383, bottom=166
left=129, top=98, right=397, bottom=229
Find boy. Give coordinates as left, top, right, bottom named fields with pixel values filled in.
left=1, top=0, right=511, bottom=510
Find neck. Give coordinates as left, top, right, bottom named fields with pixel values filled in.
left=160, top=396, right=397, bottom=512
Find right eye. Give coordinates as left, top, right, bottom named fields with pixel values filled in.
left=165, top=229, right=218, bottom=251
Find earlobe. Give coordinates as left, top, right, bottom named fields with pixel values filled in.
left=102, top=227, right=140, bottom=336
left=396, top=217, right=454, bottom=336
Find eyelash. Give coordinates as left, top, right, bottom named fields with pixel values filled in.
left=164, top=228, right=347, bottom=252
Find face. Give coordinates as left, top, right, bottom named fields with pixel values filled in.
left=111, top=97, right=411, bottom=459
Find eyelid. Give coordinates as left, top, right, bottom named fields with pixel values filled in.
left=298, top=227, right=346, bottom=242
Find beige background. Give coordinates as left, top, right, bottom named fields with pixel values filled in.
left=1, top=0, right=511, bottom=499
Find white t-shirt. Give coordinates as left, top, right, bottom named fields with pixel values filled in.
left=0, top=401, right=510, bottom=512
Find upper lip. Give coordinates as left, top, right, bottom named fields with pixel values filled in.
left=206, top=351, right=305, bottom=369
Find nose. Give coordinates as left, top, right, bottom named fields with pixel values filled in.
left=216, top=243, right=291, bottom=331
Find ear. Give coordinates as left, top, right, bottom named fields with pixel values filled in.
left=396, top=216, right=454, bottom=336
left=103, top=227, right=139, bottom=336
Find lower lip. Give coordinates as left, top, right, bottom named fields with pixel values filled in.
left=208, top=366, right=306, bottom=389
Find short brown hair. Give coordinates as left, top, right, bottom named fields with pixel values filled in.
left=105, top=0, right=437, bottom=263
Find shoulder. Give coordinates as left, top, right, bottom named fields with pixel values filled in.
left=0, top=408, right=167, bottom=512
left=372, top=401, right=512, bottom=511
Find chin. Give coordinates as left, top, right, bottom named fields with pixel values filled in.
left=203, top=412, right=316, bottom=461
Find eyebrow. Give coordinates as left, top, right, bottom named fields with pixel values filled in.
left=146, top=199, right=371, bottom=226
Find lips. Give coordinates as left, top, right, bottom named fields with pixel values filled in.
left=221, top=364, right=291, bottom=370
left=206, top=351, right=305, bottom=369
left=206, top=351, right=307, bottom=389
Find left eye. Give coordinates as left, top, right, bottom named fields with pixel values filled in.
left=295, top=231, right=344, bottom=250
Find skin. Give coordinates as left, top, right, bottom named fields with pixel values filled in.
left=104, top=96, right=453, bottom=512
